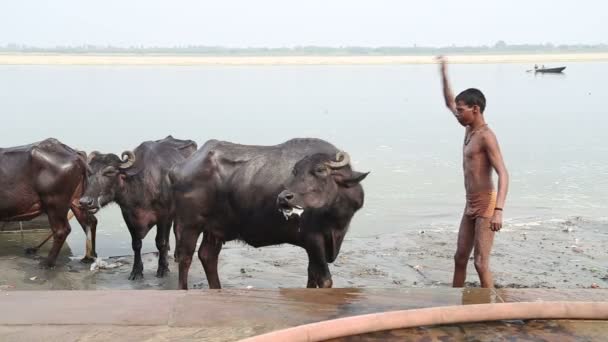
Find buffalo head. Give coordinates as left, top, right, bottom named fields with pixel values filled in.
left=277, top=151, right=369, bottom=219
left=79, top=150, right=136, bottom=214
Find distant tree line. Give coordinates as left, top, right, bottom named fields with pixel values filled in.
left=1, top=41, right=607, bottom=56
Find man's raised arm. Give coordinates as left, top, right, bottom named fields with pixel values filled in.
left=437, top=56, right=457, bottom=117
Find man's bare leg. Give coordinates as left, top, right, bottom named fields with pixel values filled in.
left=453, top=214, right=476, bottom=287
left=474, top=217, right=496, bottom=288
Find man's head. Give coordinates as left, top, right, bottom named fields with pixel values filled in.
left=455, top=88, right=486, bottom=126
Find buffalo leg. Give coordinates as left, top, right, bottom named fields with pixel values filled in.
left=173, top=223, right=180, bottom=262
left=122, top=213, right=150, bottom=280
left=71, top=205, right=98, bottom=263
left=155, top=217, right=171, bottom=278
left=41, top=206, right=72, bottom=268
left=306, top=243, right=333, bottom=288
left=306, top=266, right=317, bottom=288
left=198, top=233, right=223, bottom=289
left=177, top=223, right=201, bottom=290
left=127, top=228, right=144, bottom=280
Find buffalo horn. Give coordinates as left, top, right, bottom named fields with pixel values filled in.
left=119, top=151, right=136, bottom=169
left=326, top=151, right=350, bottom=169
left=87, top=151, right=100, bottom=164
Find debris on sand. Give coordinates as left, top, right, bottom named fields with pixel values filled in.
left=193, top=282, right=207, bottom=289
left=354, top=267, right=388, bottom=277
left=407, top=264, right=426, bottom=278
left=571, top=246, right=584, bottom=253
left=90, top=258, right=123, bottom=271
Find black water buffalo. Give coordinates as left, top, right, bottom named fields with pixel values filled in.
left=79, top=135, right=197, bottom=280
left=0, top=138, right=97, bottom=266
left=170, top=138, right=369, bottom=289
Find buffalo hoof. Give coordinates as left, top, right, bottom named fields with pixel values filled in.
left=319, top=278, right=333, bottom=288
left=25, top=247, right=39, bottom=255
left=129, top=270, right=144, bottom=281
left=38, top=259, right=56, bottom=269
left=156, top=266, right=170, bottom=278
left=80, top=256, right=96, bottom=264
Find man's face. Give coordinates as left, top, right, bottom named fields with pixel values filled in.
left=455, top=101, right=477, bottom=126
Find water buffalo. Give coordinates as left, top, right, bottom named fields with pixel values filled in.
left=79, top=135, right=197, bottom=280
left=170, top=138, right=369, bottom=289
left=0, top=138, right=97, bottom=266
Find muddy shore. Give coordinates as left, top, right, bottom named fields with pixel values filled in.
left=1, top=216, right=606, bottom=291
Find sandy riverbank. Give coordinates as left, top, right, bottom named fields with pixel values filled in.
left=1, top=216, right=606, bottom=291
left=0, top=53, right=607, bottom=66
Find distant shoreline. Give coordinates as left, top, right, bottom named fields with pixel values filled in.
left=1, top=53, right=607, bottom=66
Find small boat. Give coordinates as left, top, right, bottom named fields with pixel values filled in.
left=535, top=66, right=566, bottom=73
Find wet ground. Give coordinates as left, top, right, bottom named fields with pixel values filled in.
left=1, top=216, right=606, bottom=291
left=0, top=288, right=606, bottom=341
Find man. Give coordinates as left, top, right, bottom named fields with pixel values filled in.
left=437, top=56, right=509, bottom=288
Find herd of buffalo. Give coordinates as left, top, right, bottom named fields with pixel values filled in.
left=0, top=136, right=369, bottom=289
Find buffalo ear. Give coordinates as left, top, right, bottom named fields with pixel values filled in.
left=118, top=173, right=127, bottom=187
left=334, top=171, right=370, bottom=188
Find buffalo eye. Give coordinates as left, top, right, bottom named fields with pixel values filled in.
left=103, top=167, right=118, bottom=177
left=314, top=165, right=328, bottom=176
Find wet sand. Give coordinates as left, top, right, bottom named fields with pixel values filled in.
left=0, top=53, right=607, bottom=65
left=1, top=216, right=606, bottom=291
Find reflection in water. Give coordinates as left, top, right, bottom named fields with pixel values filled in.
left=279, top=287, right=366, bottom=319
left=461, top=288, right=500, bottom=305
left=533, top=71, right=567, bottom=78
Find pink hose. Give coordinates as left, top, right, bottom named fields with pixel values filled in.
left=240, top=301, right=608, bottom=342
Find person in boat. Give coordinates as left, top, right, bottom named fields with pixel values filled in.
left=534, top=64, right=538, bottom=70
left=436, top=56, right=510, bottom=289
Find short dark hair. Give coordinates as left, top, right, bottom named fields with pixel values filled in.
left=455, top=88, right=486, bottom=113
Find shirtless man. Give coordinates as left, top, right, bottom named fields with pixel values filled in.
left=437, top=56, right=509, bottom=288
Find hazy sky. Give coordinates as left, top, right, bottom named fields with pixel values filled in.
left=0, top=0, right=605, bottom=48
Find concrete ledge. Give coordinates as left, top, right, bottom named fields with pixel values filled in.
left=0, top=288, right=606, bottom=341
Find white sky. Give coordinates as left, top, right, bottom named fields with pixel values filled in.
left=0, top=0, right=605, bottom=48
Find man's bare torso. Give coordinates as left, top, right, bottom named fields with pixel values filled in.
left=463, top=126, right=495, bottom=194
